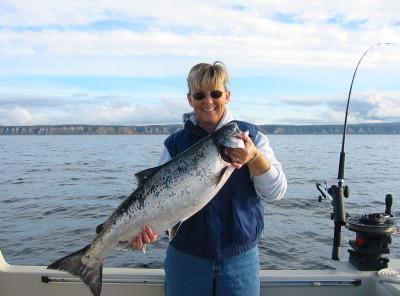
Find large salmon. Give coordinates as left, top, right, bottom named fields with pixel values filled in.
left=47, top=121, right=245, bottom=296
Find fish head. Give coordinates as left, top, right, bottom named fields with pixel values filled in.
left=212, top=121, right=245, bottom=163
left=213, top=121, right=244, bottom=148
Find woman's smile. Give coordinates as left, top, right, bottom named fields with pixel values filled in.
left=201, top=106, right=216, bottom=112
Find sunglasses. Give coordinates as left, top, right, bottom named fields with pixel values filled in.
left=191, top=90, right=224, bottom=101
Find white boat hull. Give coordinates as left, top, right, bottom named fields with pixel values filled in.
left=1, top=250, right=399, bottom=296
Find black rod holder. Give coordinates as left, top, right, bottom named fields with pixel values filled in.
left=329, top=184, right=347, bottom=260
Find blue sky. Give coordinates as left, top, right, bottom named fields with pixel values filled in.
left=0, top=0, right=400, bottom=126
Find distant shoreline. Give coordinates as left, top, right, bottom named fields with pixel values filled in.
left=1, top=122, right=400, bottom=135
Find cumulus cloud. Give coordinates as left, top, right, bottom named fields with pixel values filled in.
left=0, top=90, right=188, bottom=125
left=73, top=99, right=187, bottom=125
left=1, top=0, right=400, bottom=73
left=1, top=0, right=399, bottom=125
left=0, top=106, right=35, bottom=125
left=271, top=90, right=400, bottom=124
left=364, top=92, right=400, bottom=120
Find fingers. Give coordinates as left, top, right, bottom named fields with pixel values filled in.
left=131, top=225, right=158, bottom=251
left=226, top=148, right=243, bottom=165
left=234, top=132, right=255, bottom=153
left=226, top=145, right=257, bottom=167
left=131, top=236, right=142, bottom=250
left=224, top=131, right=260, bottom=168
left=142, top=225, right=158, bottom=244
left=235, top=131, right=252, bottom=145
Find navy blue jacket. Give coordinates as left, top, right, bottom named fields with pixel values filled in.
left=164, top=120, right=264, bottom=261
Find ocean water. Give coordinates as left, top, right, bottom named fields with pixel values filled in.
left=0, top=134, right=399, bottom=270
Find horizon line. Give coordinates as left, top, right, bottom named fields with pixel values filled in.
left=1, top=122, right=400, bottom=128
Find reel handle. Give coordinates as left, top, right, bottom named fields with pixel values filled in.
left=385, top=194, right=393, bottom=217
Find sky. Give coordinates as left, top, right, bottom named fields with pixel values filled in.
left=1, top=0, right=400, bottom=126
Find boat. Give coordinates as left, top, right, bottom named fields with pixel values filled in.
left=1, top=247, right=400, bottom=296
left=2, top=44, right=399, bottom=296
left=1, top=188, right=399, bottom=296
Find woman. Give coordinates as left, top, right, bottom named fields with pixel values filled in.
left=132, top=61, right=287, bottom=296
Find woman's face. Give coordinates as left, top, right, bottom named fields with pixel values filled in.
left=187, top=82, right=230, bottom=132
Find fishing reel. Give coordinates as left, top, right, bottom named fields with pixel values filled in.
left=317, top=182, right=396, bottom=270
left=346, top=194, right=395, bottom=271
left=315, top=43, right=398, bottom=270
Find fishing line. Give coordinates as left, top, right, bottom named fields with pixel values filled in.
left=339, top=42, right=397, bottom=182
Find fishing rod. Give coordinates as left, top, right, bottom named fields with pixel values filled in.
left=339, top=42, right=396, bottom=182
left=317, top=43, right=397, bottom=261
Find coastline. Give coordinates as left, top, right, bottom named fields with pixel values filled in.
left=0, top=122, right=400, bottom=135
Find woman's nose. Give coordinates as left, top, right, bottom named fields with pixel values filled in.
left=202, top=94, right=214, bottom=103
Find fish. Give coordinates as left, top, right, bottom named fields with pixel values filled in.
left=47, top=121, right=245, bottom=296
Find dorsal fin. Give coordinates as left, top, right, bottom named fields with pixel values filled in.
left=95, top=223, right=104, bottom=234
left=135, top=165, right=164, bottom=187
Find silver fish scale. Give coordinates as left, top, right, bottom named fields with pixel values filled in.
left=82, top=123, right=241, bottom=266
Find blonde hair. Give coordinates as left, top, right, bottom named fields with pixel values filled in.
left=186, top=61, right=229, bottom=93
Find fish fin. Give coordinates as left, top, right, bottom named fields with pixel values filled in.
left=95, top=223, right=104, bottom=234
left=47, top=245, right=103, bottom=296
left=115, top=240, right=132, bottom=252
left=168, top=221, right=183, bottom=241
left=135, top=165, right=165, bottom=187
left=216, top=167, right=228, bottom=186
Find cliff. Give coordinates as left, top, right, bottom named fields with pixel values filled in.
left=258, top=122, right=400, bottom=135
left=0, top=122, right=399, bottom=135
left=0, top=124, right=182, bottom=135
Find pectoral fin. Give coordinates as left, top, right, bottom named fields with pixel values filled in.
left=168, top=221, right=183, bottom=241
left=216, top=167, right=228, bottom=185
left=215, top=166, right=235, bottom=188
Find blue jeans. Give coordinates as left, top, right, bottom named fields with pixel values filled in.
left=164, top=245, right=260, bottom=296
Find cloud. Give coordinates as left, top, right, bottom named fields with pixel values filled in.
left=1, top=89, right=398, bottom=126
left=244, top=89, right=400, bottom=125
left=74, top=98, right=188, bottom=125
left=2, top=1, right=400, bottom=29
left=0, top=89, right=188, bottom=125
left=1, top=1, right=399, bottom=125
left=364, top=92, right=400, bottom=120
left=320, top=91, right=400, bottom=121
left=278, top=95, right=341, bottom=107
left=0, top=106, right=35, bottom=125
left=1, top=1, right=400, bottom=74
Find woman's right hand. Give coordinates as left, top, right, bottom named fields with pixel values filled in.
left=131, top=225, right=158, bottom=251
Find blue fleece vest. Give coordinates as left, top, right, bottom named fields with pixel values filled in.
left=164, top=120, right=264, bottom=261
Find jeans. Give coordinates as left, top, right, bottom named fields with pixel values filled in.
left=164, top=245, right=260, bottom=296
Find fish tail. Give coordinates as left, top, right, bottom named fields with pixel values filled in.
left=47, top=245, right=103, bottom=296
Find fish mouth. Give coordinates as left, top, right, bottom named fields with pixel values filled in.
left=218, top=145, right=233, bottom=163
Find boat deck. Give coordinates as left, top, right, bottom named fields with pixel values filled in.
left=1, top=250, right=400, bottom=296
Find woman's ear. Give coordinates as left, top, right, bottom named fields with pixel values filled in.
left=224, top=90, right=231, bottom=104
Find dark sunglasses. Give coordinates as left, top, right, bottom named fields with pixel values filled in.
left=191, top=90, right=224, bottom=101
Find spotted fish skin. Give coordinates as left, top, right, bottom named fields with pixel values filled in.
left=47, top=121, right=244, bottom=296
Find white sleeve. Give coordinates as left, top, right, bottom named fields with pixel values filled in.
left=159, top=145, right=172, bottom=165
left=251, top=131, right=287, bottom=201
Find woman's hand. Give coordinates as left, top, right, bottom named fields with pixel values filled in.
left=225, top=132, right=271, bottom=175
left=131, top=225, right=158, bottom=251
left=225, top=132, right=259, bottom=169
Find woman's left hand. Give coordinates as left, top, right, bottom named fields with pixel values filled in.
left=225, top=132, right=259, bottom=169
left=131, top=225, right=158, bottom=252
